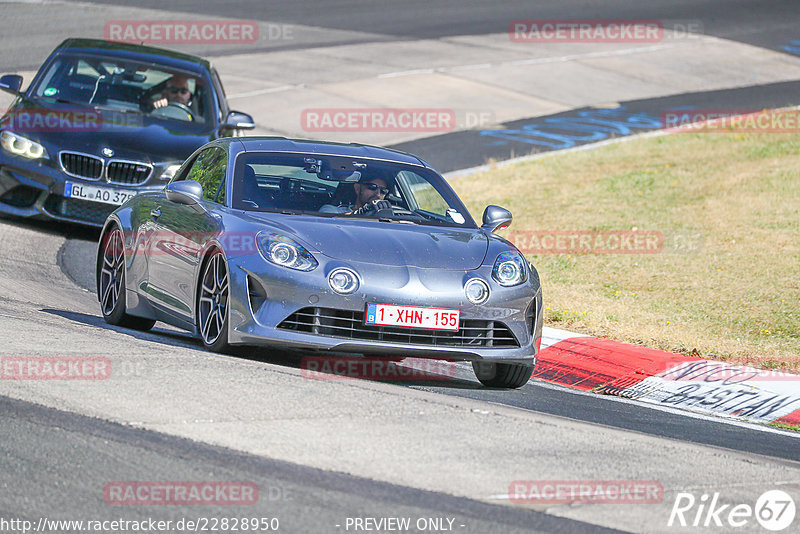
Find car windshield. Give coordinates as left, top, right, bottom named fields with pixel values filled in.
left=232, top=152, right=476, bottom=228
left=29, top=53, right=213, bottom=126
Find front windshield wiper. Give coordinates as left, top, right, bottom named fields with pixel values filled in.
left=340, top=210, right=427, bottom=224
left=41, top=97, right=139, bottom=116
left=378, top=217, right=416, bottom=224
left=93, top=104, right=142, bottom=115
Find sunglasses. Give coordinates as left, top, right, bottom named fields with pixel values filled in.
left=167, top=87, right=190, bottom=95
left=362, top=182, right=389, bottom=195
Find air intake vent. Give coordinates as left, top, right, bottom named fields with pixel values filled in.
left=107, top=161, right=152, bottom=185
left=278, top=307, right=519, bottom=347
left=60, top=152, right=103, bottom=180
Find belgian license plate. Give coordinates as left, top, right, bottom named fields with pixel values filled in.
left=64, top=182, right=136, bottom=206
left=365, top=303, right=460, bottom=331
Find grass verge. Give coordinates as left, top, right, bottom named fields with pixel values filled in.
left=451, top=126, right=800, bottom=371
left=769, top=422, right=800, bottom=433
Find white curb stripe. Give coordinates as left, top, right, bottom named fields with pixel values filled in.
left=618, top=360, right=800, bottom=424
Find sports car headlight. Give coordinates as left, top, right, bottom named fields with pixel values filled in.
left=0, top=130, right=48, bottom=160
left=328, top=268, right=359, bottom=294
left=256, top=232, right=318, bottom=271
left=465, top=278, right=490, bottom=304
left=159, top=163, right=182, bottom=182
left=492, top=251, right=528, bottom=287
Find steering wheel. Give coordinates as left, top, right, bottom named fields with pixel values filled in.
left=352, top=200, right=415, bottom=218
left=151, top=101, right=195, bottom=122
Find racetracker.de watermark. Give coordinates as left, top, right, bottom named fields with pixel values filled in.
left=509, top=480, right=664, bottom=505
left=104, top=231, right=258, bottom=257
left=301, top=108, right=457, bottom=133
left=507, top=230, right=664, bottom=254
left=104, top=20, right=262, bottom=44
left=661, top=109, right=800, bottom=133
left=104, top=482, right=259, bottom=505
left=2, top=108, right=143, bottom=133
left=1, top=357, right=110, bottom=380
left=300, top=357, right=458, bottom=381
left=509, top=20, right=664, bottom=42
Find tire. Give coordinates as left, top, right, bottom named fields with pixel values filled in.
left=472, top=361, right=533, bottom=389
left=97, top=226, right=156, bottom=331
left=197, top=250, right=231, bottom=353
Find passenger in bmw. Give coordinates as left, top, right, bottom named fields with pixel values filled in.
left=319, top=175, right=392, bottom=215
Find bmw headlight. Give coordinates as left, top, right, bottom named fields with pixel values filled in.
left=159, top=163, right=182, bottom=182
left=492, top=251, right=528, bottom=287
left=256, top=232, right=318, bottom=271
left=0, top=130, right=48, bottom=160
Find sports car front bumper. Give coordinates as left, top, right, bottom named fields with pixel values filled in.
left=225, top=252, right=542, bottom=364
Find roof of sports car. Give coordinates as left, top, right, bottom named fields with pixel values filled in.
left=230, top=137, right=430, bottom=167
left=55, top=38, right=212, bottom=72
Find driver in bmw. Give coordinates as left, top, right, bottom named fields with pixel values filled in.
left=152, top=74, right=193, bottom=110
left=319, top=175, right=392, bottom=215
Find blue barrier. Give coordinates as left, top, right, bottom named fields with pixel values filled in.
left=480, top=106, right=663, bottom=149
left=781, top=43, right=800, bottom=56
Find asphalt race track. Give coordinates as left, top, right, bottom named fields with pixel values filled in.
left=1, top=2, right=800, bottom=533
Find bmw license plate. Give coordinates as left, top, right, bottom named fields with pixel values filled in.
left=64, top=182, right=136, bottom=206
left=365, top=303, right=460, bottom=331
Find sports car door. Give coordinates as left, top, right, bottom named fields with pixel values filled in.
left=145, top=147, right=227, bottom=324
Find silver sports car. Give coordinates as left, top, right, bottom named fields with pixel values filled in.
left=96, top=137, right=543, bottom=388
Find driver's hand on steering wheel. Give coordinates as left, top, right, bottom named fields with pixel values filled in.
left=352, top=199, right=392, bottom=216
left=152, top=97, right=168, bottom=109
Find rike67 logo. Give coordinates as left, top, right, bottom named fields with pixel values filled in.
left=668, top=490, right=795, bottom=531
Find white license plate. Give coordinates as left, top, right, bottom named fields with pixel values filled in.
left=365, top=303, right=460, bottom=331
left=64, top=182, right=136, bottom=206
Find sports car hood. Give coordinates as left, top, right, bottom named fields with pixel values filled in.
left=243, top=214, right=489, bottom=270
left=1, top=99, right=212, bottom=162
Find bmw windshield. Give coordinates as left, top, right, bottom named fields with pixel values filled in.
left=28, top=53, right=214, bottom=130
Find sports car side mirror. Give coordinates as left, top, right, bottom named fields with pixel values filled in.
left=166, top=180, right=203, bottom=206
left=481, top=205, right=513, bottom=233
left=220, top=111, right=255, bottom=131
left=0, top=74, right=23, bottom=95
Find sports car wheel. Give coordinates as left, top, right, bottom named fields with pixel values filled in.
left=472, top=361, right=533, bottom=389
left=198, top=251, right=231, bottom=352
left=98, top=227, right=155, bottom=331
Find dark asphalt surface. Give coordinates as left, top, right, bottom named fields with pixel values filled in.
left=76, top=0, right=800, bottom=52
left=394, top=80, right=800, bottom=173
left=0, top=395, right=618, bottom=534
left=7, top=0, right=796, bottom=70
left=49, top=0, right=800, bottom=174
left=415, top=380, right=800, bottom=464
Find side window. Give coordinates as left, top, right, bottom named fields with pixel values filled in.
left=397, top=171, right=452, bottom=216
left=211, top=68, right=228, bottom=122
left=186, top=147, right=228, bottom=204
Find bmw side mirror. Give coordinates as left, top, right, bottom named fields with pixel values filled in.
left=0, top=74, right=23, bottom=95
left=166, top=180, right=203, bottom=206
left=220, top=110, right=255, bottom=132
left=481, top=205, right=513, bottom=233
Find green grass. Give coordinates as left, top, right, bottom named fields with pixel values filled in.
left=769, top=422, right=800, bottom=433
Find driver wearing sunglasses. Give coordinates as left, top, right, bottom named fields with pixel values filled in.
left=153, top=74, right=193, bottom=110
left=319, top=175, right=393, bottom=215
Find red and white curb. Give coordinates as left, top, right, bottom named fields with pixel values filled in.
left=535, top=327, right=800, bottom=426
